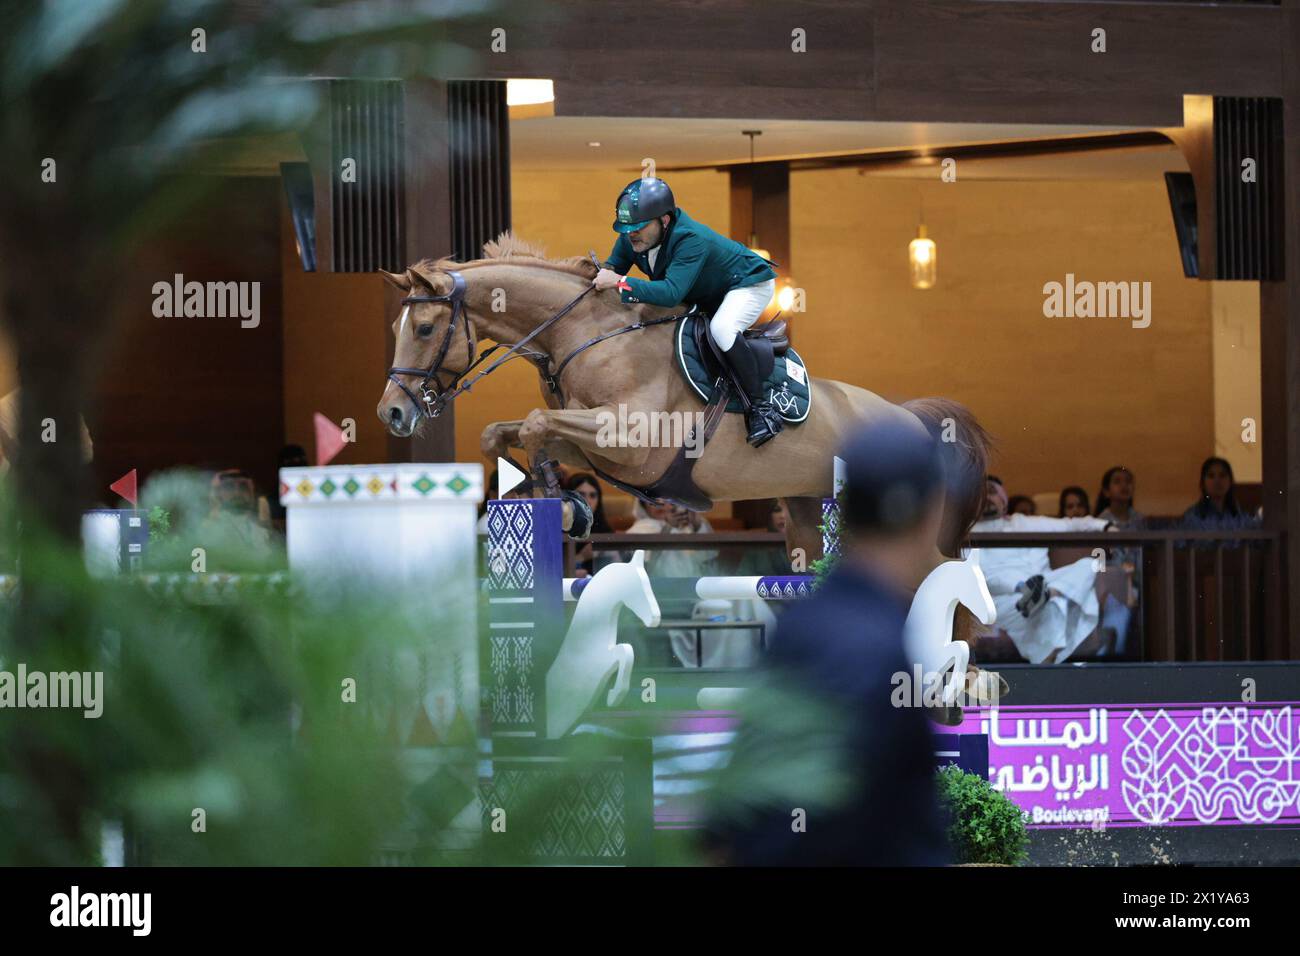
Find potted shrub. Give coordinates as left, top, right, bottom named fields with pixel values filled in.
left=936, top=764, right=1029, bottom=865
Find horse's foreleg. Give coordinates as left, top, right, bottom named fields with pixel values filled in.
left=517, top=405, right=653, bottom=473
left=481, top=420, right=526, bottom=460
left=517, top=406, right=652, bottom=535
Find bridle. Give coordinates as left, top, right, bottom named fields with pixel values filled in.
left=385, top=263, right=682, bottom=423
left=386, top=270, right=474, bottom=420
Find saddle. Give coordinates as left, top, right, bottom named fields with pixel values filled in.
left=692, top=315, right=790, bottom=385
left=584, top=312, right=811, bottom=513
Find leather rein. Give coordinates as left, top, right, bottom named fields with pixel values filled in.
left=386, top=268, right=683, bottom=420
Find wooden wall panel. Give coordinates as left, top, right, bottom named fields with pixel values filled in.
left=92, top=177, right=284, bottom=501
left=873, top=1, right=1282, bottom=126
left=507, top=0, right=873, bottom=119
left=789, top=171, right=1214, bottom=516
left=280, top=200, right=390, bottom=467
left=429, top=2, right=1283, bottom=125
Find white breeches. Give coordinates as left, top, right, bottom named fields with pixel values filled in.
left=709, top=279, right=775, bottom=351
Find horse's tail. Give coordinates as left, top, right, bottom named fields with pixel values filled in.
left=902, top=397, right=992, bottom=558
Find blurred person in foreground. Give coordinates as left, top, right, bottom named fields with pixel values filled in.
left=702, top=419, right=951, bottom=865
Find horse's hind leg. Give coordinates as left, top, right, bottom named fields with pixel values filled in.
left=782, top=496, right=826, bottom=572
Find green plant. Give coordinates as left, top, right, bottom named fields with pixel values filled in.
left=935, top=764, right=1029, bottom=865
left=147, top=505, right=171, bottom=541
left=810, top=488, right=846, bottom=586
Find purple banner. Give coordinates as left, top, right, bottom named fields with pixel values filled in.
left=956, top=703, right=1300, bottom=828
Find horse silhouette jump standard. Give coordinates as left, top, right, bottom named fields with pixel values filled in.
left=487, top=497, right=1004, bottom=739
left=545, top=550, right=656, bottom=739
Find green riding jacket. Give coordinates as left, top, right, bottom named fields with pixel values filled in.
left=604, top=208, right=776, bottom=314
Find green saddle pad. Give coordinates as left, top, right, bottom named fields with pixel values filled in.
left=674, top=314, right=811, bottom=423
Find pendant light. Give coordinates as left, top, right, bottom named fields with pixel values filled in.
left=909, top=195, right=937, bottom=290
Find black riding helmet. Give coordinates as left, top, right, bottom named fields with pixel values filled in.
left=613, top=177, right=676, bottom=234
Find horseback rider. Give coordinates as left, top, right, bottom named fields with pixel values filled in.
left=592, top=177, right=785, bottom=447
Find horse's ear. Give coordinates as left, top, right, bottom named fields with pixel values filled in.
left=408, top=261, right=441, bottom=291
left=379, top=269, right=411, bottom=292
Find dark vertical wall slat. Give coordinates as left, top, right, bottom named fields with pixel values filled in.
left=324, top=80, right=508, bottom=270
left=469, top=83, right=479, bottom=257
left=330, top=80, right=340, bottom=271
left=345, top=82, right=354, bottom=271
left=446, top=80, right=510, bottom=263
left=1242, top=102, right=1253, bottom=280
left=499, top=82, right=511, bottom=243
left=362, top=83, right=370, bottom=272
left=1212, top=96, right=1283, bottom=281
left=326, top=79, right=406, bottom=273
left=470, top=83, right=481, bottom=257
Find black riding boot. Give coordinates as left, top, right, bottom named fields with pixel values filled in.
left=721, top=338, right=783, bottom=447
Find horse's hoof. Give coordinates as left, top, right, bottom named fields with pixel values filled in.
left=927, top=703, right=964, bottom=727
left=562, top=490, right=593, bottom=541
left=966, top=668, right=1009, bottom=703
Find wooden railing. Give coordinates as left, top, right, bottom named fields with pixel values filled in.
left=515, top=528, right=1288, bottom=663
left=969, top=529, right=1284, bottom=662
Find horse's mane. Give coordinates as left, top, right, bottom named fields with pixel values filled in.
left=412, top=231, right=597, bottom=283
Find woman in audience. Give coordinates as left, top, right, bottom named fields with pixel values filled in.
left=734, top=499, right=794, bottom=576
left=1095, top=466, right=1145, bottom=529
left=1091, top=467, right=1145, bottom=655
left=1006, top=495, right=1036, bottom=516
left=1057, top=486, right=1091, bottom=518
left=1182, top=457, right=1256, bottom=527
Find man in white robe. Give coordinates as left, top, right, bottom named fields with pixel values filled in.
left=972, top=480, right=1112, bottom=663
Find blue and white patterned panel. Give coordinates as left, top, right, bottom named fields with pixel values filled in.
left=487, top=500, right=536, bottom=591
left=489, top=634, right=535, bottom=726
left=821, top=497, right=841, bottom=557
left=755, top=575, right=816, bottom=600
left=486, top=498, right=565, bottom=736
left=480, top=767, right=628, bottom=860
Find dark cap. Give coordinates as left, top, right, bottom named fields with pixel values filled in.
left=839, top=419, right=944, bottom=534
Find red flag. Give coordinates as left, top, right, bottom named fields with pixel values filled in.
left=110, top=469, right=138, bottom=506
left=313, top=413, right=347, bottom=466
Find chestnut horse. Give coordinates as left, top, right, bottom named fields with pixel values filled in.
left=375, top=236, right=997, bottom=696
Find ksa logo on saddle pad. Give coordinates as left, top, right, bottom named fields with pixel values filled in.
left=675, top=315, right=812, bottom=423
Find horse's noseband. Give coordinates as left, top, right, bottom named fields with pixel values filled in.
left=386, top=270, right=471, bottom=419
